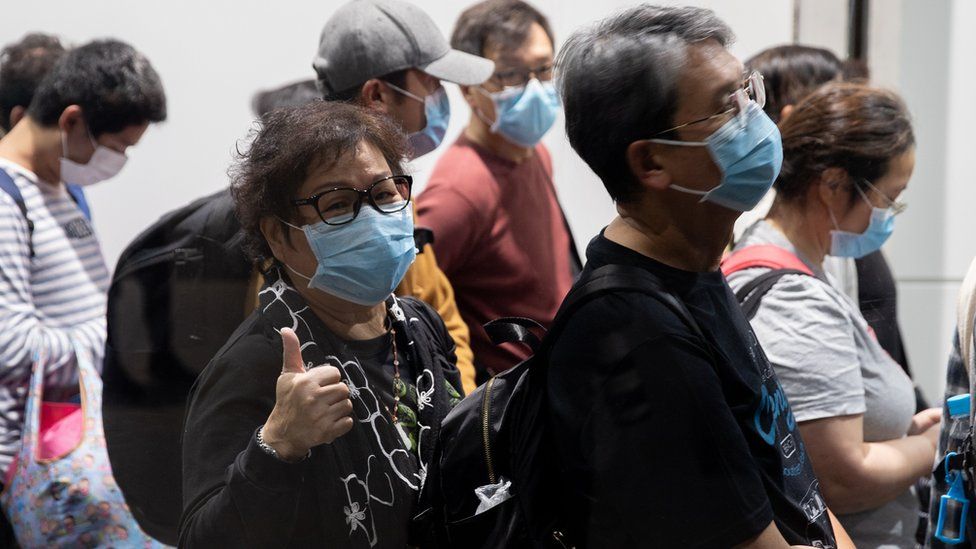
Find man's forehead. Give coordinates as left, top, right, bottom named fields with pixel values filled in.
left=677, top=41, right=744, bottom=104
left=684, top=40, right=744, bottom=82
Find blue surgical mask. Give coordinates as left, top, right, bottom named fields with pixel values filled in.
left=282, top=203, right=417, bottom=306
left=650, top=102, right=783, bottom=212
left=829, top=203, right=896, bottom=259
left=478, top=78, right=560, bottom=147
left=387, top=82, right=450, bottom=159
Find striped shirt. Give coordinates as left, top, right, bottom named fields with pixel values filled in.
left=0, top=158, right=109, bottom=473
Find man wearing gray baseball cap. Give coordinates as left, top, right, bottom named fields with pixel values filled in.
left=314, top=0, right=494, bottom=159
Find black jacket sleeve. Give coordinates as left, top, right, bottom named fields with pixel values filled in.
left=179, top=317, right=310, bottom=547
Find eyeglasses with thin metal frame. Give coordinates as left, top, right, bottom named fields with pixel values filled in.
left=855, top=177, right=908, bottom=216
left=291, top=175, right=413, bottom=226
left=491, top=62, right=555, bottom=89
left=651, top=71, right=767, bottom=138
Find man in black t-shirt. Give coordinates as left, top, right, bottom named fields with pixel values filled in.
left=550, top=6, right=852, bottom=548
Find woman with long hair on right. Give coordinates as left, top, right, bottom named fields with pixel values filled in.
left=725, top=81, right=941, bottom=547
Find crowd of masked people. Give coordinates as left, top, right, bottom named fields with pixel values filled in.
left=0, top=1, right=972, bottom=547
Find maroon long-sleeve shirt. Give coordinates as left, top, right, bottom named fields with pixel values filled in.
left=417, top=136, right=575, bottom=381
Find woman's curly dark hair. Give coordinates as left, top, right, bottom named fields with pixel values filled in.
left=775, top=81, right=914, bottom=204
left=230, top=100, right=408, bottom=265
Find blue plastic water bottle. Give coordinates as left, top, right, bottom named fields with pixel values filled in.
left=937, top=394, right=973, bottom=545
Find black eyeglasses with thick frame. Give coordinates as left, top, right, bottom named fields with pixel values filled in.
left=291, top=174, right=413, bottom=226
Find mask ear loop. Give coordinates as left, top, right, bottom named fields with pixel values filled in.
left=824, top=178, right=850, bottom=232
left=384, top=81, right=425, bottom=104
left=827, top=206, right=842, bottom=232
left=284, top=263, right=313, bottom=283
left=275, top=217, right=315, bottom=283
left=60, top=118, right=100, bottom=165
left=473, top=86, right=501, bottom=132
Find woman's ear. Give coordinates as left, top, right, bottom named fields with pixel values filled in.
left=625, top=140, right=671, bottom=192
left=815, top=167, right=850, bottom=209
left=260, top=216, right=288, bottom=262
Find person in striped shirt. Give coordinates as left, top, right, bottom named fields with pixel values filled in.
left=0, top=38, right=166, bottom=491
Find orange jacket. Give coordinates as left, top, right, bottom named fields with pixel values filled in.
left=395, top=219, right=476, bottom=394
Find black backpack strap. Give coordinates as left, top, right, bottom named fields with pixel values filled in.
left=733, top=269, right=811, bottom=320
left=0, top=169, right=33, bottom=257
left=414, top=227, right=434, bottom=254
left=484, top=317, right=546, bottom=353
left=544, top=263, right=709, bottom=355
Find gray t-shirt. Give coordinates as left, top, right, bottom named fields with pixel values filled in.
left=727, top=220, right=917, bottom=548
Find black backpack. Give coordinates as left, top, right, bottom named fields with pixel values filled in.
left=416, top=263, right=709, bottom=548
left=101, top=188, right=254, bottom=544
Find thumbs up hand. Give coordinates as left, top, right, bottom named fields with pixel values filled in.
left=261, top=328, right=355, bottom=461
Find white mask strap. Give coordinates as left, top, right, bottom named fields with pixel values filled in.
left=827, top=206, right=842, bottom=231
left=384, top=81, right=425, bottom=104
left=647, top=137, right=708, bottom=147
left=277, top=217, right=303, bottom=231
left=284, top=263, right=313, bottom=282
left=669, top=183, right=709, bottom=197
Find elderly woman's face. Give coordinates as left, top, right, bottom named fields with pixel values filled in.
left=273, top=141, right=394, bottom=279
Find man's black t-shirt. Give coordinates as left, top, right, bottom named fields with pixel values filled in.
left=547, top=233, right=836, bottom=548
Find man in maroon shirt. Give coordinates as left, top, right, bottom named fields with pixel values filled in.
left=417, top=0, right=577, bottom=384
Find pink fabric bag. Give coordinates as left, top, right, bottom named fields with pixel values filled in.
left=0, top=344, right=168, bottom=547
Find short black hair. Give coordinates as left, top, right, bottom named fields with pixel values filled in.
left=252, top=79, right=321, bottom=118
left=745, top=45, right=843, bottom=123
left=451, top=0, right=554, bottom=57
left=27, top=38, right=166, bottom=136
left=0, top=33, right=67, bottom=132
left=558, top=5, right=733, bottom=203
left=323, top=69, right=409, bottom=103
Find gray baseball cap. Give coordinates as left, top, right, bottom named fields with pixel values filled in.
left=313, top=0, right=495, bottom=97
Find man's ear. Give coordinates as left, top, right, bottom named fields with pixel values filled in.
left=625, top=140, right=671, bottom=192
left=57, top=105, right=84, bottom=133
left=259, top=216, right=289, bottom=262
left=459, top=85, right=479, bottom=108
left=9, top=105, right=26, bottom=128
left=359, top=79, right=391, bottom=115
